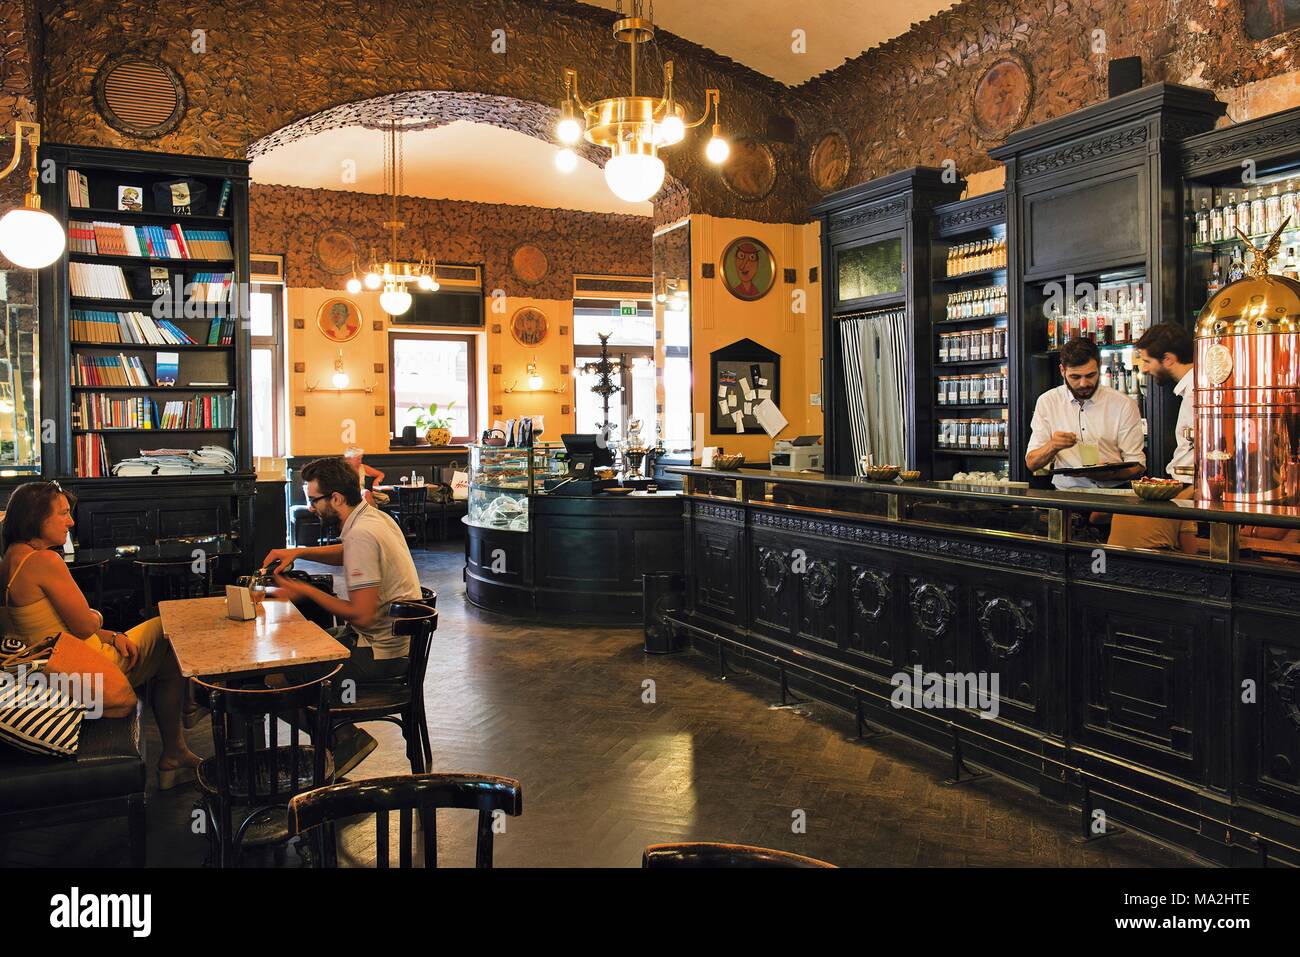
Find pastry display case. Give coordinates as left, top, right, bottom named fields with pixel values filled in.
left=466, top=443, right=565, bottom=532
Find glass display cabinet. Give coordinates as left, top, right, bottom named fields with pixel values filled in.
left=466, top=443, right=564, bottom=532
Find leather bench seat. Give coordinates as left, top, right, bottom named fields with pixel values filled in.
left=0, top=710, right=144, bottom=810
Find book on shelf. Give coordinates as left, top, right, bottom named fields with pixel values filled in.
left=158, top=394, right=234, bottom=429
left=68, top=262, right=132, bottom=299
left=189, top=272, right=232, bottom=303
left=71, top=309, right=199, bottom=345
left=74, top=394, right=157, bottom=430
left=67, top=170, right=90, bottom=209
left=72, top=353, right=153, bottom=388
left=117, top=186, right=145, bottom=212
left=156, top=352, right=179, bottom=387
left=215, top=180, right=232, bottom=217
left=68, top=221, right=233, bottom=260
left=74, top=433, right=110, bottom=478
left=206, top=314, right=234, bottom=346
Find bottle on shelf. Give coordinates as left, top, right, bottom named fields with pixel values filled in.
left=1207, top=257, right=1222, bottom=297
left=1282, top=179, right=1298, bottom=230
left=1251, top=186, right=1268, bottom=237
left=1222, top=191, right=1237, bottom=238
left=1195, top=198, right=1210, bottom=245
left=1132, top=285, right=1147, bottom=339
left=1283, top=246, right=1300, bottom=283
left=1267, top=183, right=1284, bottom=235
left=1209, top=196, right=1224, bottom=243
left=1237, top=191, right=1253, bottom=239
left=1228, top=246, right=1246, bottom=283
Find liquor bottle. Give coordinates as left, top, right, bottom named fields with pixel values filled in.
left=1228, top=246, right=1246, bottom=283
left=1047, top=301, right=1059, bottom=350
left=1096, top=294, right=1111, bottom=346
left=1283, top=246, right=1300, bottom=282
left=1238, top=190, right=1254, bottom=238
left=1282, top=179, right=1298, bottom=231
left=1267, top=183, right=1283, bottom=234
left=1209, top=196, right=1224, bottom=243
left=1114, top=288, right=1129, bottom=344
left=1195, top=198, right=1210, bottom=245
left=1207, top=258, right=1222, bottom=297
left=1133, top=285, right=1147, bottom=339
left=1251, top=186, right=1268, bottom=237
left=1223, top=191, right=1237, bottom=237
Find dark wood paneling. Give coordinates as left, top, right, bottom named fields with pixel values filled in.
left=1234, top=610, right=1300, bottom=819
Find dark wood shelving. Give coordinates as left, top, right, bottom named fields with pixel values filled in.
left=69, top=252, right=234, bottom=267
left=72, top=428, right=234, bottom=434
left=936, top=313, right=1009, bottom=326
left=934, top=356, right=1010, bottom=368
left=932, top=447, right=1010, bottom=457
left=933, top=266, right=1007, bottom=283
left=66, top=206, right=233, bottom=225
left=71, top=385, right=233, bottom=392
left=935, top=403, right=1007, bottom=411
left=71, top=341, right=233, bottom=350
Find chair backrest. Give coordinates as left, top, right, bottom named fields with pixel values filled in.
left=390, top=601, right=437, bottom=690
left=419, top=586, right=437, bottom=607
left=641, top=842, right=836, bottom=868
left=135, top=557, right=215, bottom=616
left=69, top=559, right=109, bottom=610
left=196, top=664, right=341, bottom=807
left=396, top=485, right=427, bottom=511
left=289, top=772, right=523, bottom=868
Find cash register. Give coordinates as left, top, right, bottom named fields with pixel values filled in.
left=769, top=435, right=823, bottom=471
left=544, top=433, right=618, bottom=496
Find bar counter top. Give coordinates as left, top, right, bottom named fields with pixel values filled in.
left=668, top=466, right=1300, bottom=531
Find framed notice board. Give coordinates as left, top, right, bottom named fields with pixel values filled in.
left=710, top=338, right=781, bottom=435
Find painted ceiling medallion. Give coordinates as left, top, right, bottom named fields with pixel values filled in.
left=809, top=129, right=851, bottom=194
left=511, top=242, right=550, bottom=285
left=971, top=52, right=1034, bottom=143
left=314, top=228, right=357, bottom=276
left=722, top=137, right=777, bottom=201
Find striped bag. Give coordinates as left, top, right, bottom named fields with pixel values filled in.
left=0, top=636, right=86, bottom=757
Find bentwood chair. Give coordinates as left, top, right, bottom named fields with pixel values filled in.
left=134, top=557, right=216, bottom=618
left=310, top=601, right=438, bottom=773
left=394, top=484, right=430, bottom=548
left=194, top=665, right=341, bottom=868
left=288, top=772, right=523, bottom=868
left=641, top=842, right=837, bottom=868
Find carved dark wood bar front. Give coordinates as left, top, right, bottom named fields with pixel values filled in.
left=666, top=466, right=1300, bottom=867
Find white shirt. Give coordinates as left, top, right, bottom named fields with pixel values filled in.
left=1028, top=384, right=1146, bottom=489
left=1169, top=369, right=1195, bottom=480
left=339, top=501, right=423, bottom=659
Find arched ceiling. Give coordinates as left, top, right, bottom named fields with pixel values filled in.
left=573, top=0, right=960, bottom=86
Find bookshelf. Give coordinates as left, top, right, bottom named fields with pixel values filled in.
left=37, top=144, right=251, bottom=480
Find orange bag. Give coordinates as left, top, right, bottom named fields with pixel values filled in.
left=45, top=634, right=138, bottom=719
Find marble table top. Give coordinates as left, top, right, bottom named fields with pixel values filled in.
left=160, top=596, right=349, bottom=679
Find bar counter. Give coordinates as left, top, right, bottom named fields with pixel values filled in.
left=663, top=465, right=1300, bottom=866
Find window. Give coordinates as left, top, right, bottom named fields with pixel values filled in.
left=389, top=333, right=477, bottom=445
left=248, top=283, right=286, bottom=458
left=573, top=304, right=655, bottom=441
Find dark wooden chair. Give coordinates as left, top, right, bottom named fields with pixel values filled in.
left=310, top=601, right=438, bottom=773
left=420, top=586, right=437, bottom=606
left=68, top=557, right=108, bottom=611
left=394, top=484, right=429, bottom=548
left=641, top=842, right=836, bottom=868
left=134, top=557, right=216, bottom=618
left=288, top=772, right=523, bottom=868
left=194, top=664, right=341, bottom=868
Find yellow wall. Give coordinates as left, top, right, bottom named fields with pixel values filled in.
left=690, top=214, right=823, bottom=463
left=286, top=288, right=576, bottom=456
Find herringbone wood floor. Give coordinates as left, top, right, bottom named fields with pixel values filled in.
left=1, top=541, right=1195, bottom=868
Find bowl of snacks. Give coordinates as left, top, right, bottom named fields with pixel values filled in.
left=1131, top=477, right=1184, bottom=501
left=898, top=470, right=921, bottom=482
left=713, top=453, right=745, bottom=470
left=863, top=464, right=900, bottom=482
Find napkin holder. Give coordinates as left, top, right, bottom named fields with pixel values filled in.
left=225, top=585, right=256, bottom=620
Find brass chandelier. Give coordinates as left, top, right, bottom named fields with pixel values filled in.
left=346, top=118, right=438, bottom=315
left=554, top=0, right=728, bottom=203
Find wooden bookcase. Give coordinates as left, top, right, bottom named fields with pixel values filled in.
left=36, top=144, right=255, bottom=559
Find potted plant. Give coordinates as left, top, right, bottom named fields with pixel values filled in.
left=409, top=401, right=455, bottom=447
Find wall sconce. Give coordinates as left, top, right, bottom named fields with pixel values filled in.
left=0, top=121, right=66, bottom=269
left=306, top=349, right=375, bottom=393
left=503, top=357, right=566, bottom=394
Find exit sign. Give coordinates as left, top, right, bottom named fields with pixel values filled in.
left=619, top=300, right=638, bottom=316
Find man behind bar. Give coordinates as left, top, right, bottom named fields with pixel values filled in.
left=1107, top=322, right=1197, bottom=550
left=1026, top=337, right=1146, bottom=489
left=262, top=456, right=423, bottom=776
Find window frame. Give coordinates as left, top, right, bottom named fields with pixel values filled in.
left=248, top=281, right=286, bottom=458
left=388, top=332, right=478, bottom=446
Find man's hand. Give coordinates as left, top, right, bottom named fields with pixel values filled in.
left=259, top=548, right=298, bottom=574
left=268, top=571, right=306, bottom=600
left=1049, top=431, right=1078, bottom=452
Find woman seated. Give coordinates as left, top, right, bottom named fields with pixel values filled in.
left=0, top=481, right=200, bottom=788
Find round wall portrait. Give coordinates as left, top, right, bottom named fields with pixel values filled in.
left=511, top=243, right=550, bottom=285
left=510, top=306, right=549, bottom=346
left=314, top=229, right=357, bottom=276
left=721, top=137, right=777, bottom=201
left=720, top=236, right=776, bottom=302
left=809, top=129, right=851, bottom=194
left=972, top=53, right=1033, bottom=142
left=316, top=297, right=362, bottom=343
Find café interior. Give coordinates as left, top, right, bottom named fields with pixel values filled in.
left=1, top=0, right=1300, bottom=873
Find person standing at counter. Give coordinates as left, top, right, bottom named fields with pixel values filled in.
left=1025, top=338, right=1146, bottom=488
left=1108, top=323, right=1196, bottom=550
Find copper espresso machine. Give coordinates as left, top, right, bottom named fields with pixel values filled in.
left=1195, top=221, right=1300, bottom=505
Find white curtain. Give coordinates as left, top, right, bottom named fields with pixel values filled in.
left=839, top=309, right=908, bottom=473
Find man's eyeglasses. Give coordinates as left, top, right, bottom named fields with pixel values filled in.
left=305, top=492, right=330, bottom=507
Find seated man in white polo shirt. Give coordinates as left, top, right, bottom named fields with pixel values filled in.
left=262, top=455, right=423, bottom=775
left=1026, top=337, right=1146, bottom=489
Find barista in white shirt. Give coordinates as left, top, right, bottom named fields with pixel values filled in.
left=1026, top=338, right=1146, bottom=489
left=1134, top=322, right=1194, bottom=481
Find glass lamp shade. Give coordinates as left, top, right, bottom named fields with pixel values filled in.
left=556, top=117, right=583, bottom=145
left=331, top=369, right=350, bottom=389
left=528, top=373, right=545, bottom=391
left=0, top=206, right=66, bottom=269
left=363, top=271, right=383, bottom=290
left=345, top=276, right=362, bottom=294
left=555, top=148, right=578, bottom=173
left=657, top=114, right=685, bottom=146
left=417, top=273, right=435, bottom=290
left=379, top=287, right=412, bottom=316
left=603, top=152, right=665, bottom=203
left=705, top=136, right=730, bottom=165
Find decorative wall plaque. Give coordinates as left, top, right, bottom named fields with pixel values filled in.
left=720, top=236, right=776, bottom=302
left=809, top=129, right=851, bottom=194
left=315, top=297, right=361, bottom=342
left=314, top=228, right=357, bottom=276
left=510, top=306, right=548, bottom=346
left=511, top=242, right=550, bottom=285
left=721, top=137, right=777, bottom=201
left=972, top=53, right=1033, bottom=142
